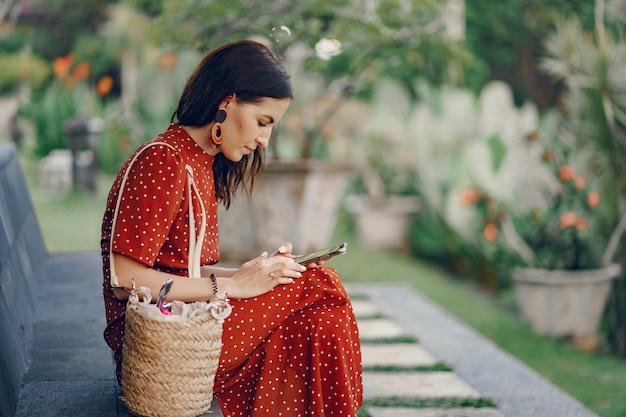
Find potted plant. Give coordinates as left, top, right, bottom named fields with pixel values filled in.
left=538, top=4, right=626, bottom=355
left=461, top=126, right=626, bottom=351
left=341, top=79, right=422, bottom=252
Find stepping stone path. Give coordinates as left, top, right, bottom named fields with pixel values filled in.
left=352, top=294, right=506, bottom=417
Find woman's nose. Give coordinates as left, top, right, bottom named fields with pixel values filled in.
left=256, top=135, right=269, bottom=149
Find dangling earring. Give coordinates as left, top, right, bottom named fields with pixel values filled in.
left=210, top=109, right=227, bottom=149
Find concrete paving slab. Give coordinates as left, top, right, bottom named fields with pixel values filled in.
left=351, top=299, right=382, bottom=318
left=362, top=343, right=438, bottom=368
left=16, top=380, right=118, bottom=417
left=363, top=371, right=481, bottom=400
left=348, top=283, right=599, bottom=417
left=367, top=406, right=506, bottom=417
left=358, top=318, right=408, bottom=340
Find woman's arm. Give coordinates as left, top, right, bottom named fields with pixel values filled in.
left=113, top=253, right=219, bottom=302
left=113, top=250, right=306, bottom=302
left=201, top=265, right=238, bottom=278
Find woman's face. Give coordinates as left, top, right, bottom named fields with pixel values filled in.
left=218, top=95, right=290, bottom=162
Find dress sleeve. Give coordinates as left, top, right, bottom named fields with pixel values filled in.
left=111, top=144, right=186, bottom=267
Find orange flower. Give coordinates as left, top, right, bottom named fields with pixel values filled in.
left=52, top=54, right=74, bottom=80
left=159, top=51, right=177, bottom=70
left=72, top=61, right=91, bottom=81
left=527, top=131, right=539, bottom=141
left=66, top=61, right=90, bottom=88
left=559, top=211, right=578, bottom=229
left=557, top=165, right=576, bottom=181
left=573, top=176, right=586, bottom=189
left=587, top=192, right=600, bottom=208
left=483, top=223, right=499, bottom=242
left=575, top=217, right=588, bottom=231
left=542, top=150, right=555, bottom=162
left=96, top=75, right=114, bottom=97
left=459, top=188, right=481, bottom=206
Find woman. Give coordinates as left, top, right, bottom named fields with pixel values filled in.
left=101, top=40, right=362, bottom=416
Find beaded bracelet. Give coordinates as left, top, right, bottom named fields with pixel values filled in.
left=210, top=273, right=218, bottom=295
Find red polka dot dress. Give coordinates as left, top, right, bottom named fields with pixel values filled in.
left=101, top=123, right=363, bottom=416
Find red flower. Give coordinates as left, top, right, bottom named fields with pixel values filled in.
left=587, top=192, right=600, bottom=208
left=459, top=188, right=481, bottom=206
left=557, top=165, right=576, bottom=181
left=483, top=223, right=499, bottom=242
left=559, top=211, right=578, bottom=229
left=575, top=217, right=588, bottom=231
left=573, top=176, right=586, bottom=190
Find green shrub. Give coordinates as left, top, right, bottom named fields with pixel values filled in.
left=0, top=53, right=50, bottom=95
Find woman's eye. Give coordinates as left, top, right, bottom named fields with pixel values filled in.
left=258, top=121, right=267, bottom=128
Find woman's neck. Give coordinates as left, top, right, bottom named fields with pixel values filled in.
left=181, top=124, right=219, bottom=156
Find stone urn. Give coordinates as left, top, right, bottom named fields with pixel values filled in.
left=218, top=159, right=353, bottom=264
left=345, top=194, right=421, bottom=252
left=512, top=263, right=622, bottom=350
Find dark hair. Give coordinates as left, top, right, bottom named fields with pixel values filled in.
left=172, top=40, right=293, bottom=208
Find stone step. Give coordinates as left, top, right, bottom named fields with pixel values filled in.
left=366, top=406, right=506, bottom=417
left=358, top=318, right=409, bottom=341
left=363, top=372, right=481, bottom=401
left=362, top=343, right=438, bottom=368
left=351, top=298, right=382, bottom=318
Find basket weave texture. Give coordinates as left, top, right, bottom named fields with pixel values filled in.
left=121, top=300, right=224, bottom=417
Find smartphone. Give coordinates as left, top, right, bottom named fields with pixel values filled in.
left=294, top=242, right=348, bottom=265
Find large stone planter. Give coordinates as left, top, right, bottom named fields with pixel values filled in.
left=512, top=264, right=622, bottom=350
left=218, top=159, right=353, bottom=263
left=345, top=194, right=421, bottom=251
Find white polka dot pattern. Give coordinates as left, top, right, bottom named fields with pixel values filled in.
left=215, top=266, right=363, bottom=416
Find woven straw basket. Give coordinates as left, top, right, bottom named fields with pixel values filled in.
left=121, top=297, right=227, bottom=417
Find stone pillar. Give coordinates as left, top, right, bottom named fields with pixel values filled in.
left=63, top=115, right=104, bottom=193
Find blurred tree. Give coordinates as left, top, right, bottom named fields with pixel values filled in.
left=17, top=0, right=120, bottom=60
left=135, top=0, right=471, bottom=100
left=465, top=0, right=597, bottom=108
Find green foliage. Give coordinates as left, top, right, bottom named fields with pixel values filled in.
left=0, top=52, right=50, bottom=95
left=464, top=0, right=598, bottom=103
left=486, top=134, right=506, bottom=172
left=25, top=0, right=120, bottom=60
left=150, top=0, right=469, bottom=96
left=19, top=81, right=80, bottom=156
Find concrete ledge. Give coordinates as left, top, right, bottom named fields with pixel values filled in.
left=347, top=283, right=598, bottom=417
left=0, top=144, right=48, bottom=417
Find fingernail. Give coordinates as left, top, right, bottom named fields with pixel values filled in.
left=278, top=245, right=286, bottom=253
left=260, top=251, right=268, bottom=257
left=296, top=272, right=302, bottom=278
left=299, top=265, right=306, bottom=271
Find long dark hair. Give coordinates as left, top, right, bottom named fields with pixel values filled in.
left=172, top=40, right=293, bottom=209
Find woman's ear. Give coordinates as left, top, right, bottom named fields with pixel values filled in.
left=220, top=94, right=237, bottom=109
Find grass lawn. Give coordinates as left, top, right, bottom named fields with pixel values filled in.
left=17, top=151, right=626, bottom=417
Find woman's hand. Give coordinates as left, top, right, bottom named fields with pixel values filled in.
left=272, top=242, right=324, bottom=269
left=224, top=245, right=306, bottom=299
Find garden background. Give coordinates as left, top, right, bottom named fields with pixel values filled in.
left=1, top=0, right=626, bottom=416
